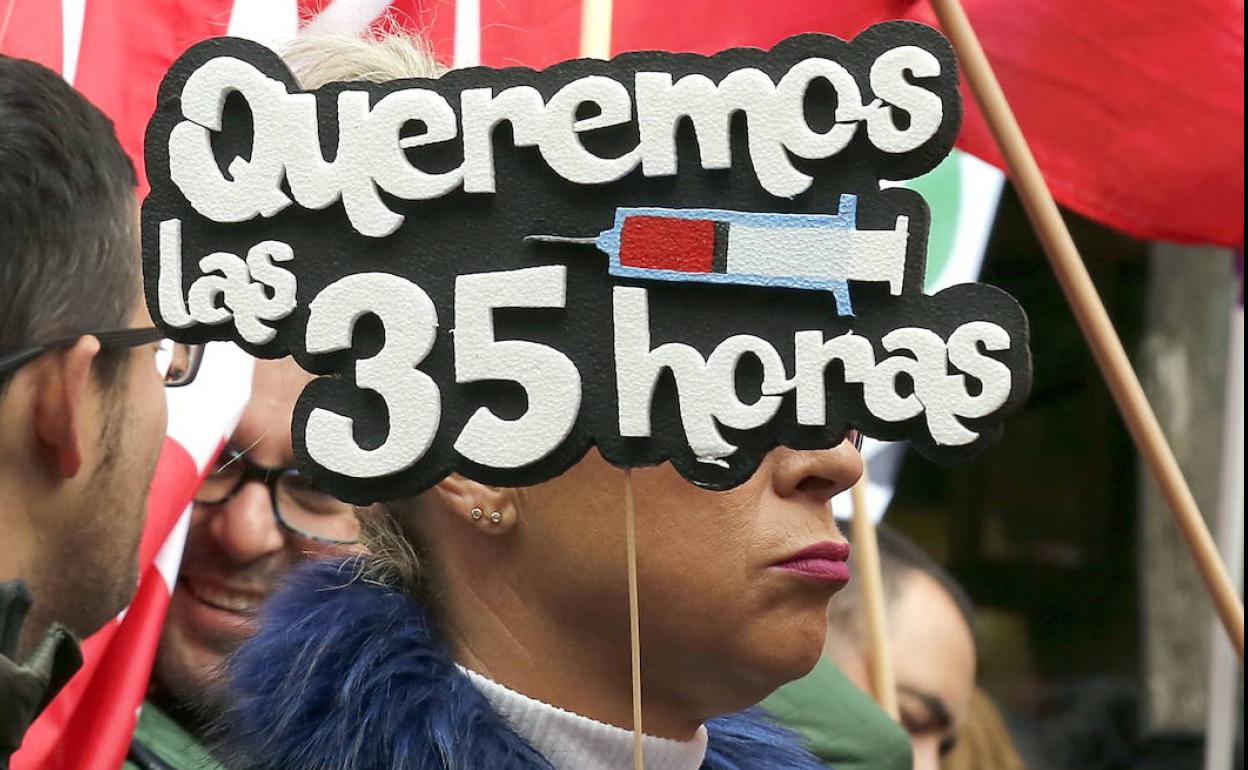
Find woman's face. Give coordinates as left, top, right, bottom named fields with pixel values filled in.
left=507, top=443, right=861, bottom=720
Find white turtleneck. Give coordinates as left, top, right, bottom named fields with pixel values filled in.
left=460, top=666, right=709, bottom=770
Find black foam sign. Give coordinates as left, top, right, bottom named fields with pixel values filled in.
left=142, top=21, right=1032, bottom=504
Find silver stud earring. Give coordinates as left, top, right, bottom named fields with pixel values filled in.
left=470, top=507, right=484, bottom=520
left=489, top=511, right=503, bottom=525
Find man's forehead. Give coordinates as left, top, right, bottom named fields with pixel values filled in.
left=252, top=356, right=314, bottom=394
left=233, top=357, right=313, bottom=459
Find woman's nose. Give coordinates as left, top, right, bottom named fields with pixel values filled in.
left=771, top=438, right=863, bottom=504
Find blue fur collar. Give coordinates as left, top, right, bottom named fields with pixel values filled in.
left=220, top=557, right=827, bottom=770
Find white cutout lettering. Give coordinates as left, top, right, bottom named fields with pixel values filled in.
left=168, top=46, right=944, bottom=236
left=304, top=274, right=441, bottom=477
left=159, top=218, right=296, bottom=343
left=613, top=289, right=1013, bottom=458
left=453, top=266, right=583, bottom=468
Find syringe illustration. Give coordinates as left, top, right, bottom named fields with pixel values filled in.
left=527, top=194, right=909, bottom=316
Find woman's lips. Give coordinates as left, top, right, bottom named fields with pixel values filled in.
left=771, top=541, right=851, bottom=584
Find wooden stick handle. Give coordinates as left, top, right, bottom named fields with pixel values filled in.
left=849, top=472, right=900, bottom=720
left=578, top=2, right=642, bottom=763
left=930, top=0, right=1244, bottom=659
left=624, top=470, right=645, bottom=770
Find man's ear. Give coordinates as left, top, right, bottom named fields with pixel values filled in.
left=33, top=336, right=102, bottom=478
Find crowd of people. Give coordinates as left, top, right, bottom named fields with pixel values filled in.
left=1, top=31, right=1029, bottom=770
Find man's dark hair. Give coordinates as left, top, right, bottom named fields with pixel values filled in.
left=0, top=55, right=139, bottom=396
left=831, top=523, right=979, bottom=648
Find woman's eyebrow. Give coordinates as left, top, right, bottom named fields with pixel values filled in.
left=898, top=685, right=953, bottom=730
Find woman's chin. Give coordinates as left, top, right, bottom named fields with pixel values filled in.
left=735, top=612, right=829, bottom=700
left=769, top=632, right=825, bottom=684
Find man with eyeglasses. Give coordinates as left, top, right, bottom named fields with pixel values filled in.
left=123, top=357, right=356, bottom=770
left=1, top=55, right=202, bottom=767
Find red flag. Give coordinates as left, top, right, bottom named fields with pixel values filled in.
left=906, top=0, right=1245, bottom=248
left=0, top=0, right=60, bottom=72
left=9, top=0, right=1236, bottom=243
left=465, top=0, right=1245, bottom=247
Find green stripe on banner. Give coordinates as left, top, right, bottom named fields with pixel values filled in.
left=906, top=150, right=961, bottom=289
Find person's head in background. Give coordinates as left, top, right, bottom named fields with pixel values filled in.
left=825, top=524, right=978, bottom=770
left=151, top=357, right=358, bottom=730
left=0, top=55, right=170, bottom=656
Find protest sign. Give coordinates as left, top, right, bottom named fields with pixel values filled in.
left=143, top=21, right=1032, bottom=504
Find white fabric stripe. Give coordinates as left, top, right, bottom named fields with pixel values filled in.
left=165, top=341, right=254, bottom=470
left=725, top=221, right=908, bottom=295
left=861, top=442, right=907, bottom=523
left=154, top=507, right=193, bottom=589
left=61, top=0, right=85, bottom=84
left=301, top=0, right=393, bottom=38
left=579, top=0, right=612, bottom=59
left=227, top=0, right=299, bottom=50
left=112, top=507, right=188, bottom=622
left=453, top=0, right=480, bottom=67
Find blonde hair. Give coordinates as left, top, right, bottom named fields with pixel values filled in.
left=355, top=501, right=429, bottom=600
left=282, top=31, right=447, bottom=89
left=942, top=689, right=1028, bottom=770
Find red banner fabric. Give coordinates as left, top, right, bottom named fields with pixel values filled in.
left=472, top=0, right=1245, bottom=247
left=4, top=0, right=1240, bottom=244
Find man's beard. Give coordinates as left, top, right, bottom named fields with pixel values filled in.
left=36, top=399, right=146, bottom=642
left=90, top=394, right=147, bottom=613
left=150, top=637, right=233, bottom=738
left=149, top=534, right=294, bottom=737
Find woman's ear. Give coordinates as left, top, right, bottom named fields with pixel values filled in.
left=429, top=473, right=520, bottom=535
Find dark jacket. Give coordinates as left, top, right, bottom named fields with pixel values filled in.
left=124, top=699, right=226, bottom=770
left=219, top=558, right=829, bottom=770
left=0, top=581, right=82, bottom=770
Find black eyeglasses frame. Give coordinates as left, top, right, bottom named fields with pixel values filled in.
left=0, top=328, right=203, bottom=387
left=195, top=448, right=359, bottom=545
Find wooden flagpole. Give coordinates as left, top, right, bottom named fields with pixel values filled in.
left=581, top=0, right=614, bottom=61
left=849, top=469, right=900, bottom=719
left=0, top=0, right=17, bottom=52
left=930, top=0, right=1244, bottom=659
left=576, top=2, right=644, bottom=766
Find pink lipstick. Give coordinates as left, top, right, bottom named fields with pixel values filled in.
left=772, top=541, right=851, bottom=584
